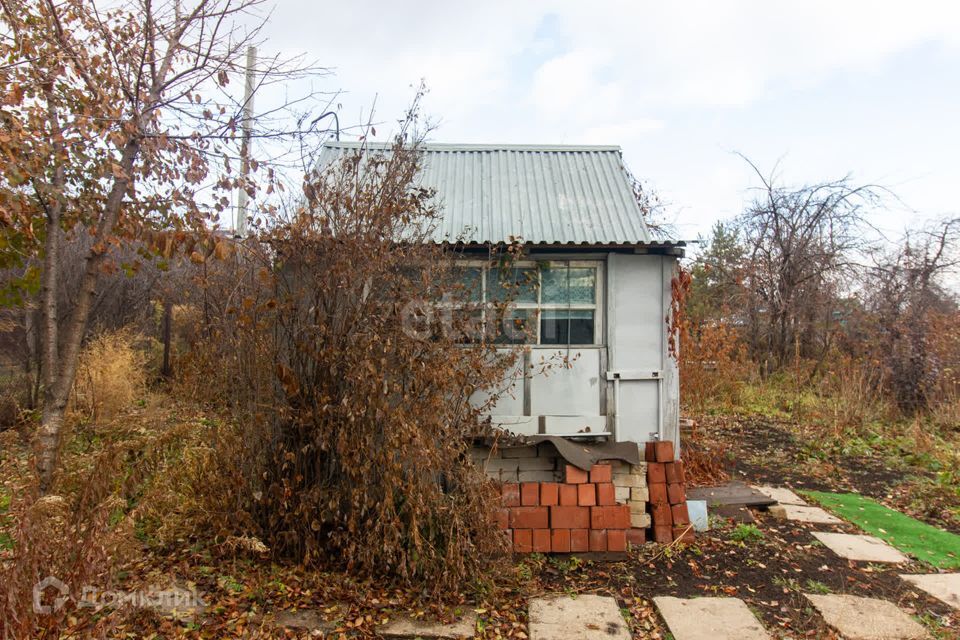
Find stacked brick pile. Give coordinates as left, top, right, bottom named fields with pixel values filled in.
left=645, top=441, right=694, bottom=543
left=497, top=463, right=646, bottom=553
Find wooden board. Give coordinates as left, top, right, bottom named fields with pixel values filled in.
left=687, top=481, right=776, bottom=508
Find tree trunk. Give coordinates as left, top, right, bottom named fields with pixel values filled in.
left=36, top=138, right=140, bottom=493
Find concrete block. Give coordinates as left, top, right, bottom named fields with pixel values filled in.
left=630, top=512, right=652, bottom=529
left=515, top=456, right=557, bottom=471
left=502, top=446, right=539, bottom=459
left=631, top=486, right=650, bottom=503
left=613, top=473, right=644, bottom=488
left=615, top=486, right=631, bottom=502
left=518, top=470, right=557, bottom=483
left=628, top=501, right=646, bottom=515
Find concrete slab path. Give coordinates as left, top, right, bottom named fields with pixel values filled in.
left=273, top=609, right=336, bottom=634
left=901, top=573, right=960, bottom=610
left=528, top=594, right=631, bottom=640
left=813, top=531, right=909, bottom=563
left=770, top=503, right=843, bottom=524
left=804, top=594, right=928, bottom=640
left=379, top=613, right=477, bottom=639
left=654, top=596, right=770, bottom=640
left=753, top=485, right=807, bottom=505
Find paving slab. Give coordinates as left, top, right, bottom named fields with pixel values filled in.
left=804, top=594, right=928, bottom=640
left=379, top=612, right=476, bottom=639
left=528, top=594, right=630, bottom=640
left=273, top=609, right=337, bottom=633
left=901, top=573, right=960, bottom=610
left=654, top=596, right=770, bottom=640
left=753, top=485, right=807, bottom=505
left=812, top=531, right=909, bottom=563
left=770, top=503, right=843, bottom=524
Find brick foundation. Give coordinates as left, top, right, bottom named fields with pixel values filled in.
left=473, top=440, right=691, bottom=551
left=473, top=443, right=651, bottom=552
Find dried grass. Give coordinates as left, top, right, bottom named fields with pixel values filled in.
left=70, top=329, right=148, bottom=422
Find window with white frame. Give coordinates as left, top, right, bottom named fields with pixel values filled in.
left=454, top=260, right=602, bottom=345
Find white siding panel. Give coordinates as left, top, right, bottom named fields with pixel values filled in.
left=529, top=347, right=602, bottom=416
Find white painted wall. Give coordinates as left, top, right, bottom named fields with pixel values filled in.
left=480, top=253, right=680, bottom=452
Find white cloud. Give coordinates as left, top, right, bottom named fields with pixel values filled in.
left=243, top=0, right=960, bottom=238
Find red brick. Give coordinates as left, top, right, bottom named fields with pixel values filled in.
left=558, top=484, right=578, bottom=506
left=589, top=463, right=612, bottom=484
left=596, top=483, right=616, bottom=506
left=589, top=529, right=607, bottom=552
left=521, top=482, right=540, bottom=506
left=577, top=483, right=597, bottom=506
left=607, top=529, right=627, bottom=552
left=564, top=464, right=588, bottom=484
left=626, top=528, right=647, bottom=547
left=645, top=441, right=657, bottom=462
left=648, top=482, right=668, bottom=505
left=651, top=502, right=672, bottom=525
left=667, top=483, right=686, bottom=505
left=591, top=505, right=631, bottom=530
left=673, top=525, right=695, bottom=543
left=510, top=506, right=549, bottom=529
left=665, top=461, right=686, bottom=484
left=514, top=529, right=532, bottom=552
left=540, top=482, right=559, bottom=506
left=570, top=529, right=589, bottom=552
left=550, top=505, right=590, bottom=529
left=647, top=463, right=666, bottom=484
left=671, top=502, right=690, bottom=525
left=653, top=525, right=673, bottom=544
left=501, top=483, right=520, bottom=507
left=493, top=508, right=510, bottom=530
left=532, top=529, right=551, bottom=553
left=551, top=529, right=571, bottom=553
left=654, top=440, right=675, bottom=462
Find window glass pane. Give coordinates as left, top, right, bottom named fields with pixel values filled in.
left=492, top=307, right=537, bottom=344
left=541, top=265, right=595, bottom=305
left=567, top=268, right=596, bottom=305
left=451, top=266, right=482, bottom=303
left=487, top=267, right=538, bottom=303
left=451, top=308, right=484, bottom=343
left=540, top=309, right=595, bottom=345
left=541, top=265, right=567, bottom=304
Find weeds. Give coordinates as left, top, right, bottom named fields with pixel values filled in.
left=71, top=329, right=149, bottom=422
left=729, top=524, right=764, bottom=543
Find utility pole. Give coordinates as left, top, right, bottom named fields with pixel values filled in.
left=236, top=45, right=256, bottom=237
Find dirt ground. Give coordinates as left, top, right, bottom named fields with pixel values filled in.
left=5, top=409, right=960, bottom=638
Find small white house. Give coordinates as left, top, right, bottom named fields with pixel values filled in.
left=318, top=142, right=684, bottom=451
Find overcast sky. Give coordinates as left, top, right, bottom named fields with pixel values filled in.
left=252, top=1, right=959, bottom=242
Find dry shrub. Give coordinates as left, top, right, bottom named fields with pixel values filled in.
left=71, top=329, right=148, bottom=422
left=0, top=407, right=214, bottom=638
left=682, top=435, right=730, bottom=486
left=179, top=129, right=519, bottom=591
left=680, top=316, right=749, bottom=413
left=815, top=355, right=890, bottom=436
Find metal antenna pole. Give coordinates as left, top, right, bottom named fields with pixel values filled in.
left=236, top=45, right=256, bottom=237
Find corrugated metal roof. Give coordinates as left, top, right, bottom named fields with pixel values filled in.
left=315, top=142, right=652, bottom=245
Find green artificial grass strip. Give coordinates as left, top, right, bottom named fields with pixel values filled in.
left=803, top=490, right=960, bottom=569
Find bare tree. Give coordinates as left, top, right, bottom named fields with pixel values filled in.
left=735, top=158, right=882, bottom=373
left=864, top=217, right=960, bottom=413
